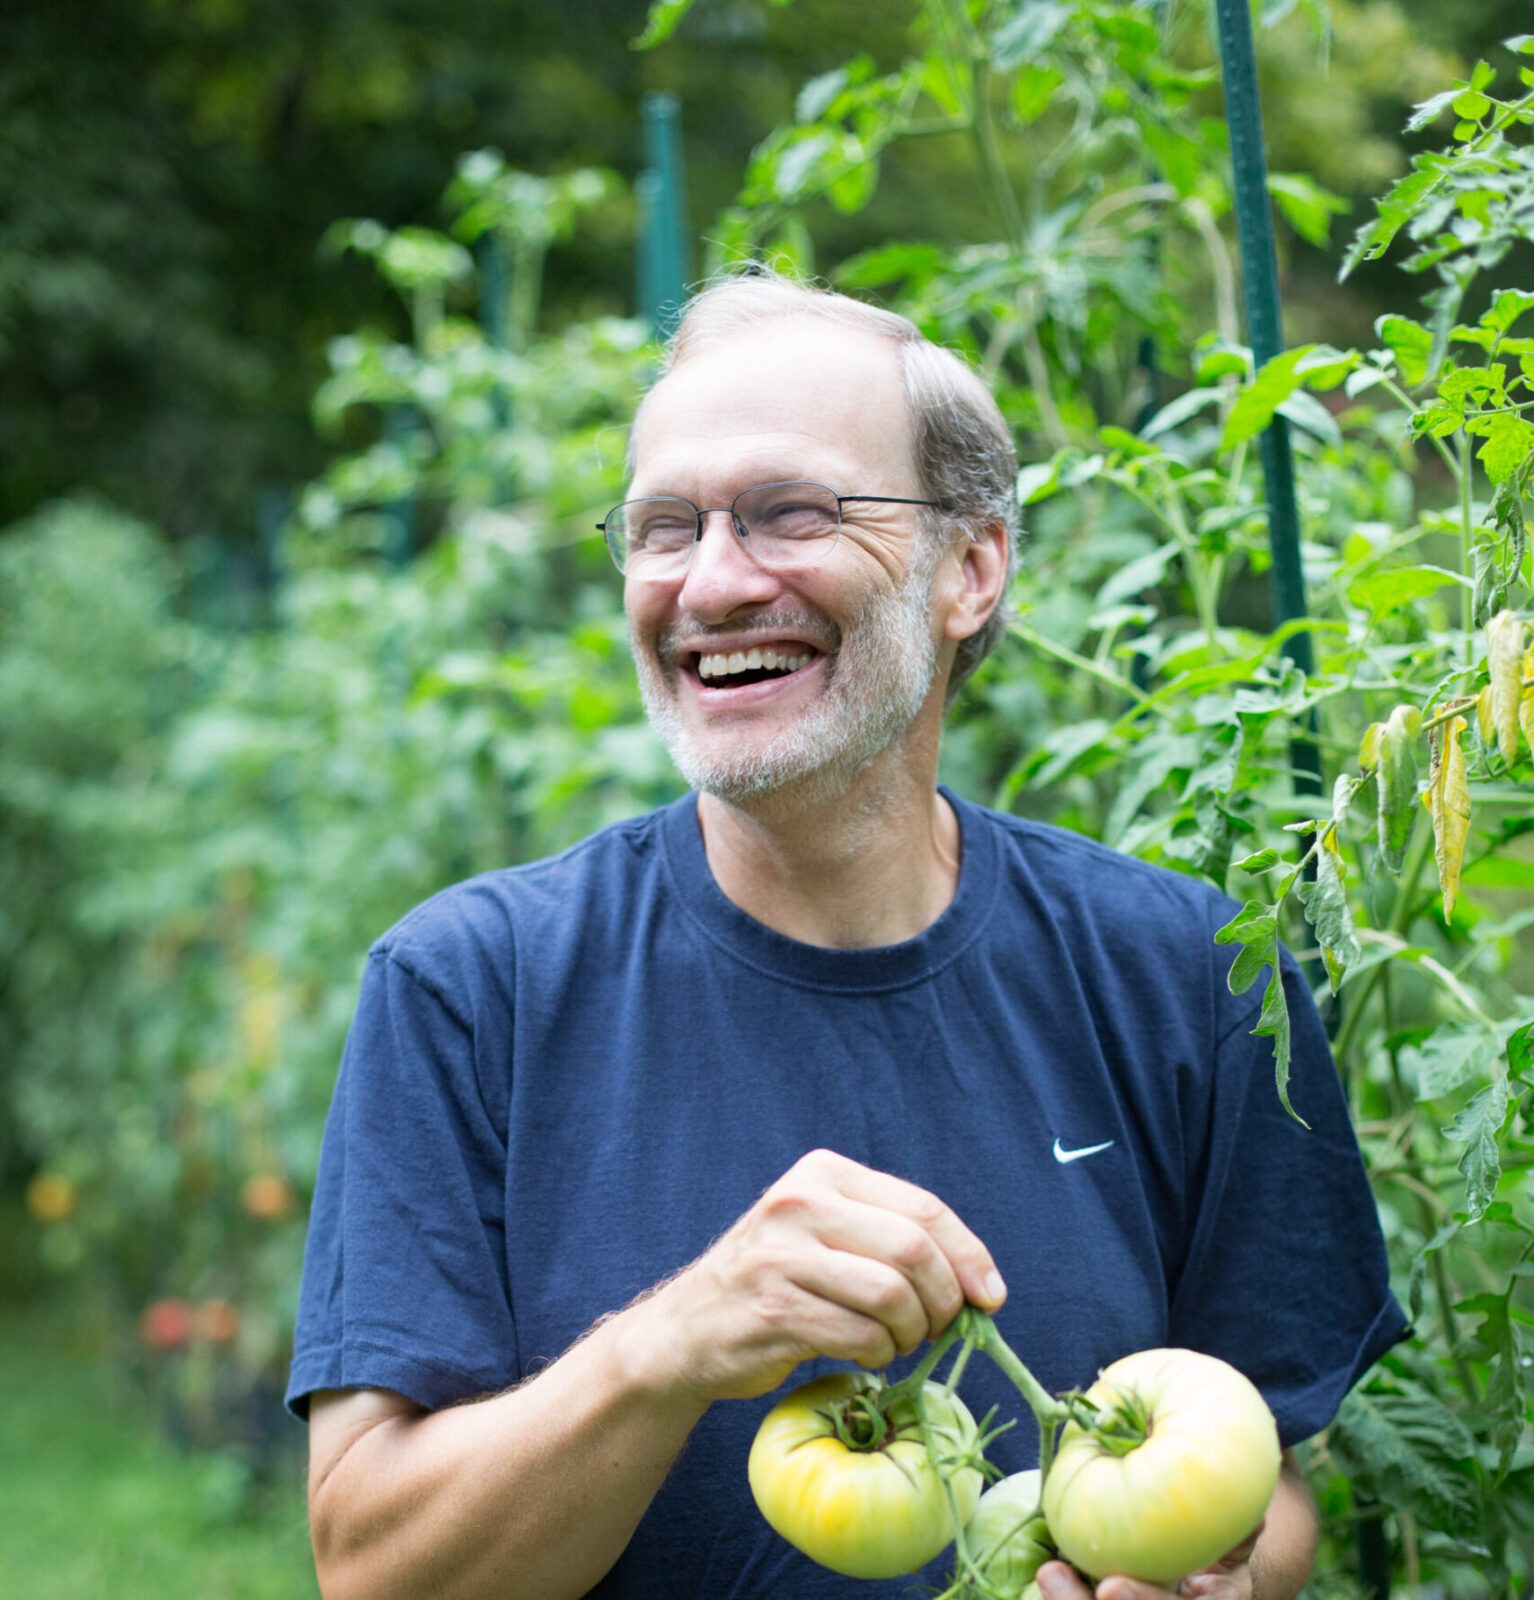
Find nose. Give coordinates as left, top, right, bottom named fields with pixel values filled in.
left=677, top=506, right=780, bottom=620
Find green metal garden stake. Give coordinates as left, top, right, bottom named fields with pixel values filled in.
left=1211, top=0, right=1323, bottom=800
left=638, top=93, right=692, bottom=340
left=1213, top=2, right=1381, bottom=1588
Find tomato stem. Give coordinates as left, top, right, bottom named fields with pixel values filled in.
left=965, top=1310, right=1071, bottom=1431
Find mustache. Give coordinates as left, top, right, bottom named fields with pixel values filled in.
left=656, top=608, right=841, bottom=668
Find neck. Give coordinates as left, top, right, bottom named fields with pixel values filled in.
left=695, top=746, right=961, bottom=949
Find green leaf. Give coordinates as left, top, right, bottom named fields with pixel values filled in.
left=1213, top=902, right=1277, bottom=996
left=796, top=65, right=855, bottom=124
left=1007, top=61, right=1063, bottom=121
left=1404, top=88, right=1464, bottom=134
left=1015, top=461, right=1060, bottom=505
left=1469, top=412, right=1534, bottom=486
left=1460, top=1291, right=1528, bottom=1474
left=1409, top=1218, right=1461, bottom=1323
left=1220, top=348, right=1307, bottom=451
left=1276, top=389, right=1342, bottom=449
left=1328, top=1379, right=1479, bottom=1536
left=1254, top=964, right=1301, bottom=1124
left=1097, top=425, right=1159, bottom=458
left=1141, top=119, right=1201, bottom=200
left=1405, top=1022, right=1505, bottom=1101
left=990, top=1, right=1071, bottom=72
left=1479, top=288, right=1534, bottom=339
left=1194, top=340, right=1250, bottom=384
left=1443, top=1078, right=1513, bottom=1220
left=1293, top=343, right=1359, bottom=390
left=1423, top=261, right=1480, bottom=383
left=1094, top=543, right=1179, bottom=609
left=1376, top=314, right=1434, bottom=387
left=1345, top=564, right=1464, bottom=617
left=1235, top=847, right=1281, bottom=873
left=1341, top=165, right=1442, bottom=277
left=1027, top=720, right=1113, bottom=788
left=1140, top=386, right=1225, bottom=441
left=1509, top=1022, right=1534, bottom=1082
left=632, top=0, right=700, bottom=48
left=1294, top=843, right=1359, bottom=992
left=1268, top=172, right=1350, bottom=248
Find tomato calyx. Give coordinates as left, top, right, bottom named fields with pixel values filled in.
left=817, top=1386, right=910, bottom=1453
left=1057, top=1388, right=1152, bottom=1457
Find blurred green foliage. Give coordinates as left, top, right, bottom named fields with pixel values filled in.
left=0, top=1305, right=316, bottom=1596
left=5, top=2, right=1534, bottom=1593
left=0, top=0, right=1508, bottom=548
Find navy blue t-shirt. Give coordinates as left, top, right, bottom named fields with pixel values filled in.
left=288, top=790, right=1406, bottom=1598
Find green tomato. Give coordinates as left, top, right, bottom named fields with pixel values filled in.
left=1042, top=1347, right=1281, bottom=1585
left=748, top=1370, right=984, bottom=1579
left=962, top=1469, right=1055, bottom=1596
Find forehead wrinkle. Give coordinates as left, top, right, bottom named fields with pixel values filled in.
left=628, top=320, right=918, bottom=499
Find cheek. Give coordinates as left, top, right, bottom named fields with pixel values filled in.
left=624, top=585, right=664, bottom=644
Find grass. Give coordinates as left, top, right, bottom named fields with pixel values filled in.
left=0, top=1303, right=318, bottom=1599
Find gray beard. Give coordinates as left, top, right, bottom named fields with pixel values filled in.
left=632, top=542, right=943, bottom=807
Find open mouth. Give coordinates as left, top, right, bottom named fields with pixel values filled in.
left=695, top=646, right=817, bottom=689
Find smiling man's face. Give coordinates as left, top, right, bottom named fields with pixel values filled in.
left=623, top=317, right=953, bottom=806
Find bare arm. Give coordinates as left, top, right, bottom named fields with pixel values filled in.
left=306, top=1149, right=1007, bottom=1600
left=1035, top=1451, right=1318, bottom=1600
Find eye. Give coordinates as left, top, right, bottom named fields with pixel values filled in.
left=745, top=485, right=840, bottom=540
left=631, top=502, right=697, bottom=551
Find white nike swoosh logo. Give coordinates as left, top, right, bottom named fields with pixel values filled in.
left=1053, top=1137, right=1116, bottom=1164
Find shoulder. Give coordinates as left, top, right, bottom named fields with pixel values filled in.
left=366, top=802, right=678, bottom=1003
left=961, top=798, right=1238, bottom=936
left=953, top=797, right=1267, bottom=1039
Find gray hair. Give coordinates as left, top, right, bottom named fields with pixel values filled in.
left=641, top=267, right=1019, bottom=706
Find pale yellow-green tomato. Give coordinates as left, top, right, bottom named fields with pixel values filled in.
left=963, top=1469, right=1055, bottom=1596
left=748, top=1371, right=984, bottom=1579
left=1042, top=1348, right=1280, bottom=1585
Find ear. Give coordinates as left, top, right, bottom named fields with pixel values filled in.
left=940, top=518, right=1009, bottom=643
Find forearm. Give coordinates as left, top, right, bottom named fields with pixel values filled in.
left=305, top=1150, right=1007, bottom=1600
left=1247, top=1457, right=1318, bottom=1600
left=308, top=1299, right=710, bottom=1600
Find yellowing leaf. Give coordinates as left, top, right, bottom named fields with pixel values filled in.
left=1359, top=722, right=1381, bottom=769
left=1423, top=715, right=1471, bottom=922
left=1364, top=704, right=1422, bottom=874
left=1485, top=609, right=1526, bottom=763
left=1522, top=644, right=1534, bottom=763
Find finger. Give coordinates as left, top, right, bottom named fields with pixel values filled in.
left=1035, top=1559, right=1095, bottom=1600
left=780, top=1237, right=946, bottom=1360
left=799, top=1150, right=1008, bottom=1314
left=764, top=1190, right=967, bottom=1350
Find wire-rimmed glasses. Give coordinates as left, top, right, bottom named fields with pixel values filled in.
left=597, top=480, right=941, bottom=576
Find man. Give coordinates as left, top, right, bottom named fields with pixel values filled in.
left=287, top=270, right=1406, bottom=1600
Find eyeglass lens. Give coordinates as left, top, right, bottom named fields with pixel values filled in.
left=604, top=481, right=842, bottom=572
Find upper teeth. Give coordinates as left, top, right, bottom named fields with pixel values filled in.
left=698, top=647, right=813, bottom=679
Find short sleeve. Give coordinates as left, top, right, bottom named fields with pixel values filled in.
left=285, top=946, right=517, bottom=1417
left=1168, top=948, right=1409, bottom=1446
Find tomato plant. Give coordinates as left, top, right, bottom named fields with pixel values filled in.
left=747, top=1370, right=984, bottom=1579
